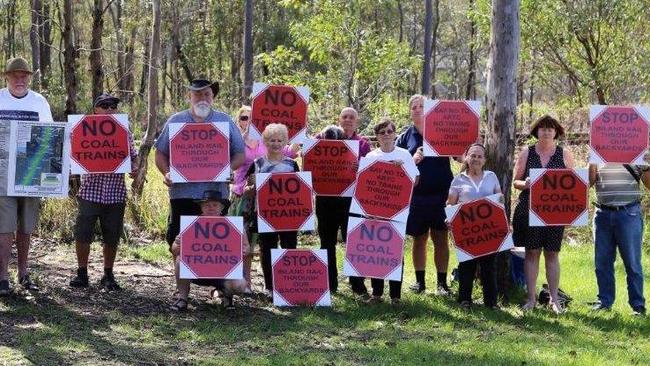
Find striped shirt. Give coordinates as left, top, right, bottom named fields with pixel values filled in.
left=594, top=164, right=643, bottom=206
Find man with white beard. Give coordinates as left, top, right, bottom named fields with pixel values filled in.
left=155, top=79, right=245, bottom=253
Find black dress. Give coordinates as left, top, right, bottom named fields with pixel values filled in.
left=512, top=145, right=565, bottom=252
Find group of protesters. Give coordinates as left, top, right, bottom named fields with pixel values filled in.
left=0, top=56, right=645, bottom=316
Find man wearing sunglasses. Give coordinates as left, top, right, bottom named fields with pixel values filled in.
left=0, top=57, right=53, bottom=296
left=69, top=93, right=138, bottom=291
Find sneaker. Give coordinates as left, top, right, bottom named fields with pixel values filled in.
left=459, top=300, right=472, bottom=310
left=435, top=285, right=453, bottom=297
left=69, top=273, right=89, bottom=288
left=390, top=298, right=401, bottom=306
left=632, top=306, right=646, bottom=316
left=18, top=274, right=40, bottom=291
left=591, top=302, right=611, bottom=312
left=409, top=282, right=425, bottom=294
left=0, top=279, right=12, bottom=296
left=100, top=275, right=122, bottom=291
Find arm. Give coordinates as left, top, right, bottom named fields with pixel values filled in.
left=512, top=147, right=530, bottom=191
left=230, top=152, right=245, bottom=171
left=641, top=169, right=650, bottom=190
left=588, top=164, right=598, bottom=187
left=562, top=146, right=576, bottom=169
left=446, top=190, right=459, bottom=206
left=155, top=149, right=173, bottom=187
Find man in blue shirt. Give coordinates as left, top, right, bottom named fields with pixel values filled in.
left=396, top=95, right=454, bottom=295
left=155, top=79, right=245, bottom=250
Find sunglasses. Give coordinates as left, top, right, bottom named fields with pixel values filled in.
left=97, top=103, right=118, bottom=110
left=377, top=129, right=394, bottom=136
left=239, top=115, right=250, bottom=121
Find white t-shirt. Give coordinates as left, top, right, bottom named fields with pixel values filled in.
left=0, top=88, right=53, bottom=121
left=366, top=146, right=420, bottom=176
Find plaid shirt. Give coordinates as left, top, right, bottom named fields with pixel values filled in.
left=77, top=134, right=138, bottom=204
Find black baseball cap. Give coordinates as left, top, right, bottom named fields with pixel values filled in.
left=188, top=79, right=219, bottom=96
left=93, top=93, right=120, bottom=108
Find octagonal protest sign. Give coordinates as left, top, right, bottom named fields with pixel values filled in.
left=178, top=216, right=243, bottom=279
left=256, top=172, right=315, bottom=232
left=271, top=249, right=331, bottom=307
left=169, top=122, right=230, bottom=183
left=445, top=194, right=513, bottom=262
left=343, top=217, right=405, bottom=280
left=68, top=114, right=131, bottom=174
left=302, top=138, right=359, bottom=196
left=350, top=157, right=418, bottom=222
left=589, top=105, right=650, bottom=164
left=529, top=168, right=588, bottom=226
left=423, top=99, right=481, bottom=157
left=250, top=82, right=309, bottom=144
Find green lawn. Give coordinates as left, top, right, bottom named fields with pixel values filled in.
left=1, top=234, right=649, bottom=365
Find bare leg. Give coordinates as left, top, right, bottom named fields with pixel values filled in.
left=523, top=249, right=541, bottom=309
left=412, top=233, right=429, bottom=271
left=544, top=250, right=562, bottom=313
left=174, top=257, right=190, bottom=300
left=0, top=233, right=13, bottom=281
left=103, top=244, right=118, bottom=269
left=15, top=232, right=31, bottom=279
left=431, top=229, right=449, bottom=274
left=75, top=241, right=91, bottom=268
left=244, top=254, right=252, bottom=291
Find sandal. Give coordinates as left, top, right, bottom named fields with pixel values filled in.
left=19, top=274, right=40, bottom=291
left=170, top=298, right=188, bottom=312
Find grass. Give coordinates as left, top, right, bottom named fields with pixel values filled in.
left=1, top=235, right=650, bottom=365
left=5, top=145, right=647, bottom=365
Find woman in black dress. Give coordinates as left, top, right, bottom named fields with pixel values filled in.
left=512, top=115, right=575, bottom=314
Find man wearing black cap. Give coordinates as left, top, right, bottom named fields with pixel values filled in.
left=69, top=93, right=139, bottom=291
left=0, top=57, right=53, bottom=296
left=154, top=79, right=245, bottom=255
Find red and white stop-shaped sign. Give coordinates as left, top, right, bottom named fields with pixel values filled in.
left=343, top=217, right=405, bottom=280
left=272, top=249, right=331, bottom=306
left=423, top=100, right=481, bottom=157
left=302, top=139, right=359, bottom=196
left=589, top=105, right=650, bottom=164
left=529, top=168, right=588, bottom=226
left=178, top=216, right=243, bottom=279
left=350, top=157, right=418, bottom=223
left=256, top=172, right=315, bottom=232
left=250, top=82, right=309, bottom=144
left=169, top=122, right=230, bottom=183
left=444, top=194, right=513, bottom=262
left=69, top=114, right=131, bottom=174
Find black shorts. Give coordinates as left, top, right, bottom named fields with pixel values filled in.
left=406, top=195, right=448, bottom=236
left=74, top=198, right=126, bottom=246
left=166, top=199, right=202, bottom=246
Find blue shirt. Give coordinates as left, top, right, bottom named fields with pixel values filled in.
left=154, top=109, right=245, bottom=199
left=395, top=125, right=453, bottom=204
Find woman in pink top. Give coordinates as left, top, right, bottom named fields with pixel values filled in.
left=229, top=106, right=299, bottom=292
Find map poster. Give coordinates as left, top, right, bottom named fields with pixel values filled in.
left=0, top=111, right=39, bottom=196
left=7, top=120, right=70, bottom=198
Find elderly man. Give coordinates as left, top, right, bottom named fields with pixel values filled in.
left=69, top=93, right=138, bottom=291
left=589, top=163, right=648, bottom=316
left=0, top=57, right=53, bottom=296
left=315, top=107, right=370, bottom=296
left=155, top=79, right=245, bottom=253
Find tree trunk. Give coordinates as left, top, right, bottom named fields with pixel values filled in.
left=430, top=0, right=439, bottom=98
left=30, top=0, right=42, bottom=91
left=139, top=34, right=150, bottom=98
left=422, top=0, right=433, bottom=96
left=90, top=0, right=104, bottom=99
left=123, top=27, right=136, bottom=102
left=110, top=1, right=125, bottom=93
left=242, top=0, right=254, bottom=103
left=63, top=0, right=78, bottom=115
left=132, top=0, right=161, bottom=197
left=39, top=0, right=51, bottom=90
left=465, top=0, right=477, bottom=100
left=485, top=0, right=520, bottom=301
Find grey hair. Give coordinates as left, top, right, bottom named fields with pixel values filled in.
left=320, top=125, right=346, bottom=140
